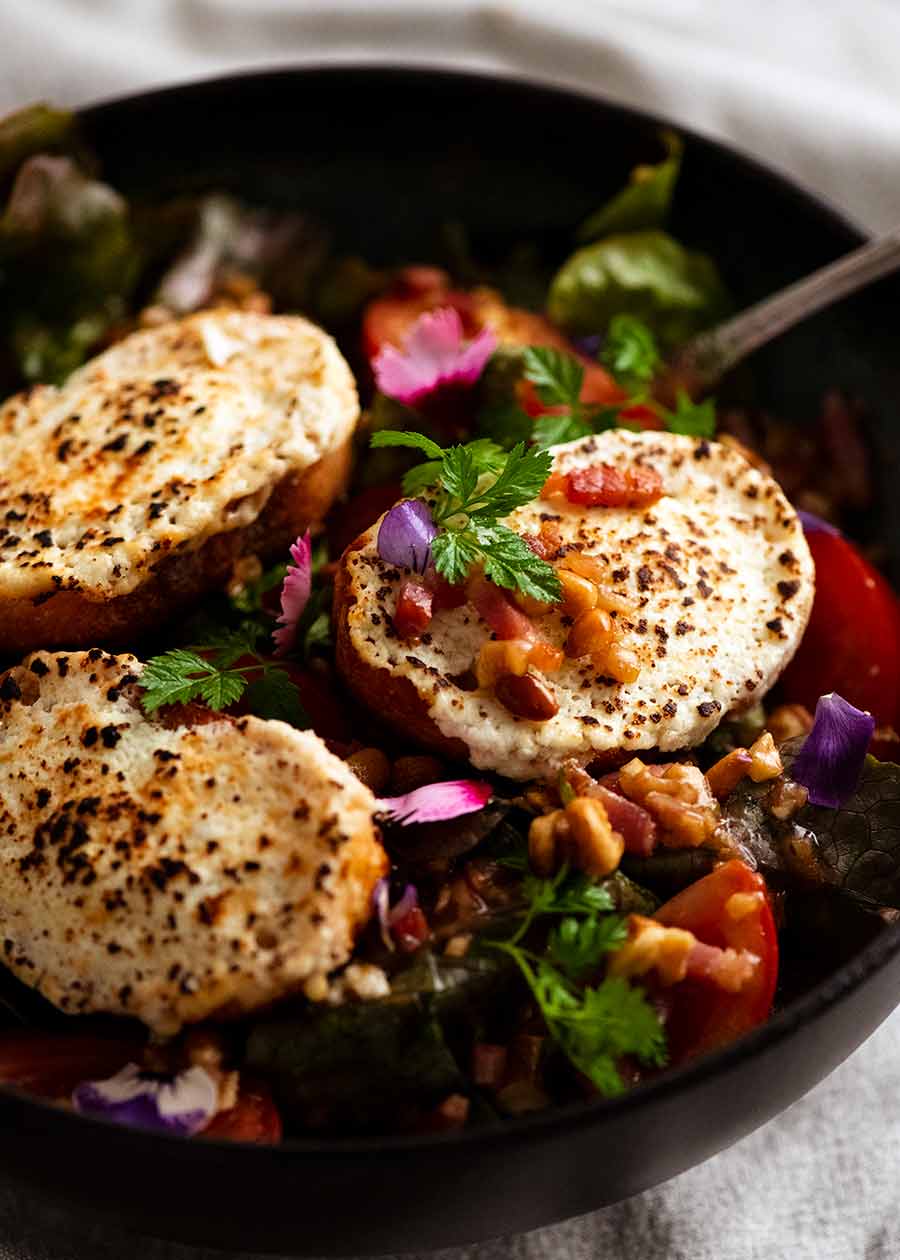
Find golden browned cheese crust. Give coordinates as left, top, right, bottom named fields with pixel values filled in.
left=336, top=430, right=815, bottom=781
left=0, top=310, right=358, bottom=652
left=0, top=651, right=387, bottom=1035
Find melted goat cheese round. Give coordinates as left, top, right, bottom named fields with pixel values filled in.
left=341, top=430, right=815, bottom=781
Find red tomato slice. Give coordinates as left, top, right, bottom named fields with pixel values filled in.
left=655, top=859, right=778, bottom=1063
left=203, top=1080, right=282, bottom=1144
left=780, top=530, right=900, bottom=727
left=0, top=1033, right=142, bottom=1100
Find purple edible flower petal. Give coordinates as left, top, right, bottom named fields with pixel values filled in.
left=376, top=779, right=492, bottom=825
left=791, top=692, right=875, bottom=808
left=376, top=500, right=437, bottom=574
left=72, top=1063, right=218, bottom=1137
left=272, top=530, right=312, bottom=657
left=797, top=509, right=842, bottom=537
left=571, top=333, right=603, bottom=359
left=373, top=307, right=496, bottom=405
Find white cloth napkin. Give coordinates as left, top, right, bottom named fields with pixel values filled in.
left=0, top=3, right=899, bottom=1257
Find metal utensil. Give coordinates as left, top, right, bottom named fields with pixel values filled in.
left=670, top=227, right=900, bottom=391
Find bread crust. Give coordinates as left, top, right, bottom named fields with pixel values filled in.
left=0, top=436, right=351, bottom=654
left=333, top=537, right=469, bottom=763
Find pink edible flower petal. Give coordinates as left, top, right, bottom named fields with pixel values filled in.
left=373, top=307, right=497, bottom=405
left=376, top=779, right=493, bottom=825
left=72, top=1063, right=218, bottom=1137
left=272, top=530, right=312, bottom=657
left=372, top=880, right=420, bottom=951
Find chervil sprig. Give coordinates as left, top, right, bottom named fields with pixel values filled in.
left=369, top=431, right=561, bottom=601
left=488, top=862, right=665, bottom=1096
left=139, top=623, right=309, bottom=727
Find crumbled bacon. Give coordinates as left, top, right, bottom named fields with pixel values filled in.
left=563, top=463, right=664, bottom=508
left=393, top=580, right=433, bottom=639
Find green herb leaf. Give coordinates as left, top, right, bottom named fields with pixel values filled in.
left=370, top=430, right=444, bottom=459
left=138, top=650, right=228, bottom=713
left=547, top=914, right=628, bottom=978
left=532, top=413, right=593, bottom=449
left=472, top=523, right=562, bottom=602
left=431, top=529, right=483, bottom=585
left=243, top=667, right=311, bottom=728
left=577, top=131, right=683, bottom=242
left=521, top=346, right=584, bottom=408
left=601, top=314, right=661, bottom=389
left=196, top=668, right=249, bottom=711
left=664, top=389, right=717, bottom=438
left=547, top=229, right=731, bottom=350
left=437, top=444, right=481, bottom=507
left=477, top=400, right=534, bottom=451
left=466, top=442, right=553, bottom=520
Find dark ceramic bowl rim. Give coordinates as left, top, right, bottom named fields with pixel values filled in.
left=11, top=61, right=896, bottom=1159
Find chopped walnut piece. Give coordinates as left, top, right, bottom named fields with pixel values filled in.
left=528, top=796, right=624, bottom=878
left=706, top=748, right=753, bottom=799
left=607, top=915, right=696, bottom=986
left=766, top=703, right=814, bottom=744
left=618, top=759, right=719, bottom=848
left=748, top=731, right=783, bottom=782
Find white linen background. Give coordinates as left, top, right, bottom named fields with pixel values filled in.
left=0, top=2, right=898, bottom=1258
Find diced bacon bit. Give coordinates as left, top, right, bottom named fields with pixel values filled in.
left=685, top=941, right=760, bottom=993
left=521, top=519, right=563, bottom=561
left=430, top=573, right=468, bottom=612
left=467, top=573, right=539, bottom=642
left=393, top=580, right=433, bottom=639
left=391, top=905, right=430, bottom=953
left=545, top=463, right=664, bottom=509
left=590, top=783, right=657, bottom=857
left=472, top=1043, right=508, bottom=1088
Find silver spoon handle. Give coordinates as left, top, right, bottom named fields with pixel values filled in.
left=674, top=227, right=900, bottom=389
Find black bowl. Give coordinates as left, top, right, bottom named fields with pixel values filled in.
left=2, top=65, right=900, bottom=1257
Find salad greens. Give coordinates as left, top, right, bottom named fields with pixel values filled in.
left=576, top=131, right=683, bottom=242
left=547, top=229, right=730, bottom=349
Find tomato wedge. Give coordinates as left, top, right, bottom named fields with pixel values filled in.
left=203, top=1080, right=282, bottom=1144
left=780, top=529, right=900, bottom=728
left=655, top=859, right=778, bottom=1063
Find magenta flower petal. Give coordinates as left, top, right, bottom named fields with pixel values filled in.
left=372, top=879, right=420, bottom=951
left=377, top=500, right=437, bottom=574
left=797, top=510, right=842, bottom=537
left=72, top=1063, right=218, bottom=1137
left=791, top=692, right=875, bottom=808
left=373, top=307, right=497, bottom=405
left=376, top=779, right=493, bottom=825
left=272, top=531, right=313, bottom=657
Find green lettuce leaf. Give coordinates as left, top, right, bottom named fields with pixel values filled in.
left=547, top=229, right=730, bottom=350
left=577, top=131, right=682, bottom=241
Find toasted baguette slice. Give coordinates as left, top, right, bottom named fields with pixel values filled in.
left=0, top=310, right=358, bottom=654
left=336, top=430, right=814, bottom=781
left=0, top=650, right=387, bottom=1035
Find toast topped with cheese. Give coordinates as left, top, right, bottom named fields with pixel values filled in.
left=335, top=430, right=815, bottom=781
left=0, top=650, right=387, bottom=1035
left=0, top=310, right=358, bottom=653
